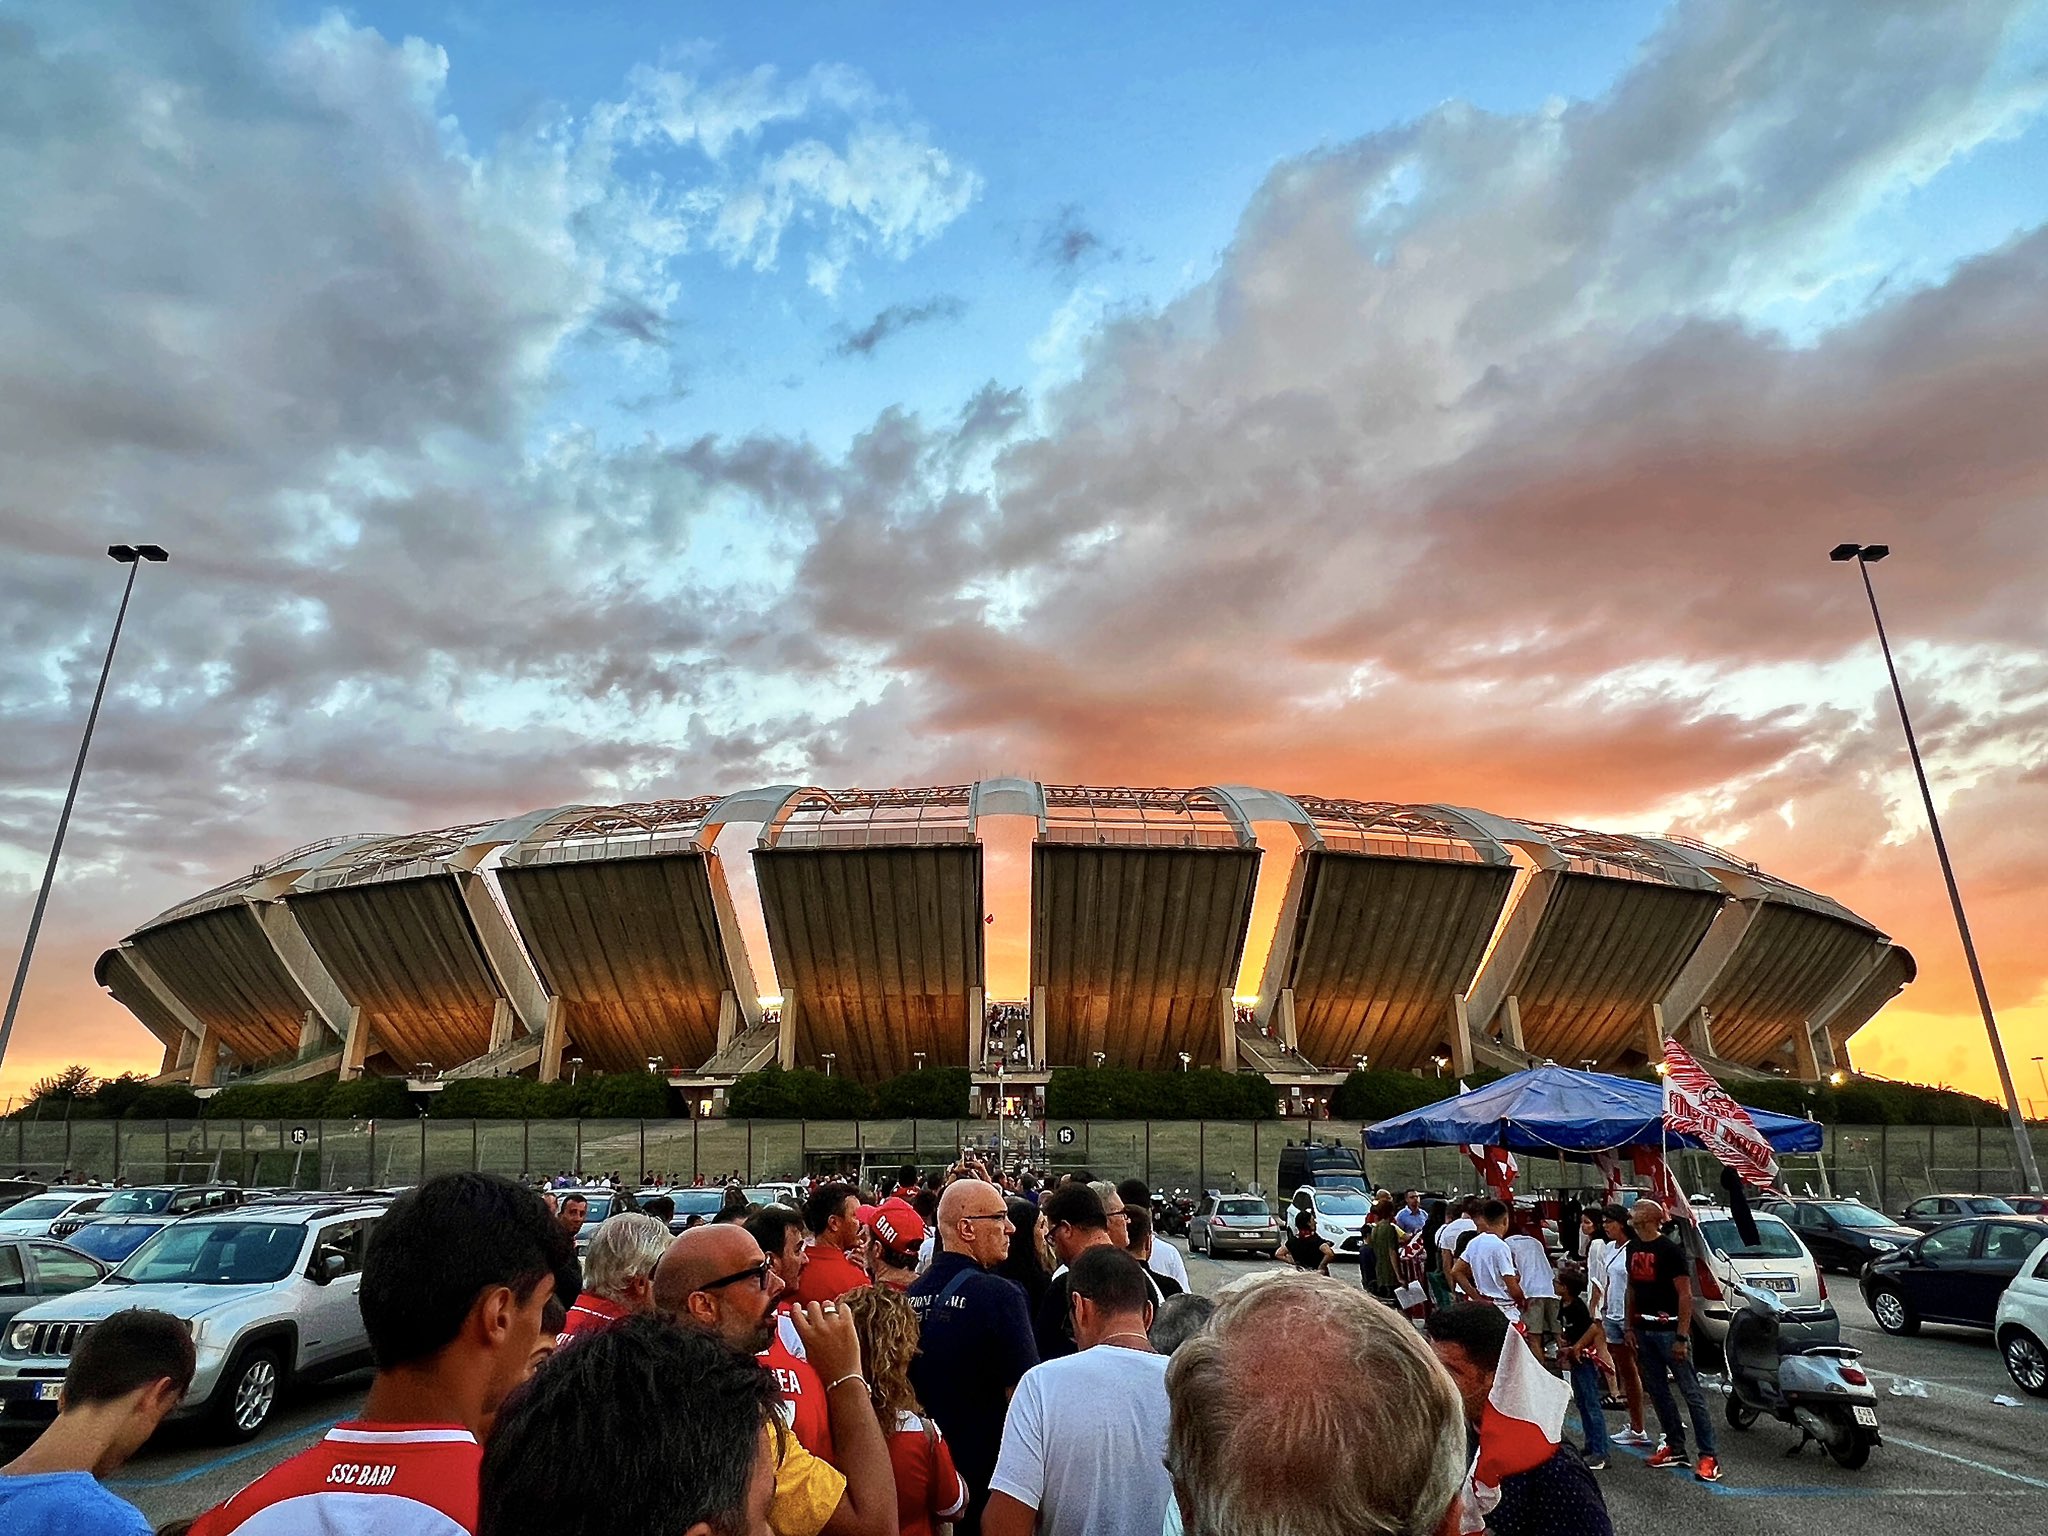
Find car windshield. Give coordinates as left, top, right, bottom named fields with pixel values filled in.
left=1219, top=1200, right=1268, bottom=1217
left=1965, top=1198, right=2016, bottom=1215
left=1822, top=1203, right=1899, bottom=1229
left=1701, top=1217, right=1804, bottom=1260
left=112, top=1222, right=304, bottom=1286
left=68, top=1222, right=160, bottom=1260
left=1, top=1196, right=78, bottom=1221
left=670, top=1191, right=725, bottom=1215
left=96, top=1189, right=172, bottom=1215
left=574, top=1194, right=615, bottom=1221
left=742, top=1188, right=788, bottom=1206
left=1313, top=1192, right=1372, bottom=1215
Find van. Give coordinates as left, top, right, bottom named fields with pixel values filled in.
left=1278, top=1140, right=1367, bottom=1194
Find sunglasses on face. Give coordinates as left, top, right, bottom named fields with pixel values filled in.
left=700, top=1259, right=773, bottom=1292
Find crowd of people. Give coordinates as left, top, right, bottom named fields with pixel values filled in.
left=2, top=1152, right=1751, bottom=1536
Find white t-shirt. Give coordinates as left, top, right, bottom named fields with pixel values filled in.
left=990, top=1346, right=1173, bottom=1536
left=1461, top=1232, right=1521, bottom=1322
left=1144, top=1240, right=1190, bottom=1290
left=1436, top=1217, right=1475, bottom=1262
left=1596, top=1241, right=1631, bottom=1325
left=1506, top=1234, right=1557, bottom=1300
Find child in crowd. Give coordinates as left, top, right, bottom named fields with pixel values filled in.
left=1557, top=1268, right=1611, bottom=1471
left=840, top=1286, right=968, bottom=1536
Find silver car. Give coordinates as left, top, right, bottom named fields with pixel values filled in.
left=1190, top=1194, right=1285, bottom=1256
left=0, top=1198, right=386, bottom=1441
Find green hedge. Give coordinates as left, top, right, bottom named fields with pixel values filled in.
left=1043, top=1067, right=1277, bottom=1120
left=727, top=1065, right=875, bottom=1119
left=1687, top=1074, right=2009, bottom=1128
left=872, top=1067, right=972, bottom=1119
left=1329, top=1067, right=1506, bottom=1122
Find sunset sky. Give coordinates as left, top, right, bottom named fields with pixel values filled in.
left=6, top=1, right=2048, bottom=1110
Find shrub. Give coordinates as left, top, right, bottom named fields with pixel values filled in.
left=727, top=1065, right=873, bottom=1119
left=319, top=1076, right=416, bottom=1120
left=1043, top=1067, right=1276, bottom=1120
left=872, top=1066, right=971, bottom=1118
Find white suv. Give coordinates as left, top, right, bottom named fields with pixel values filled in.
left=1287, top=1186, right=1370, bottom=1260
left=0, top=1197, right=386, bottom=1441
left=1993, top=1231, right=2048, bottom=1397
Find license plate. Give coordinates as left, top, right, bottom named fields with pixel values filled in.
left=1852, top=1406, right=1878, bottom=1427
left=35, top=1383, right=63, bottom=1402
left=1762, top=1276, right=1798, bottom=1293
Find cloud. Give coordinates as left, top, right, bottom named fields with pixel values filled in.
left=1032, top=204, right=1118, bottom=271
left=834, top=295, right=967, bottom=358
left=7, top=0, right=2048, bottom=1108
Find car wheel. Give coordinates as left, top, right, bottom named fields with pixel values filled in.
left=214, top=1346, right=283, bottom=1441
left=1869, top=1286, right=1919, bottom=1337
left=2001, top=1326, right=2048, bottom=1397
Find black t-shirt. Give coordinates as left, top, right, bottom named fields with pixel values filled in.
left=1559, top=1295, right=1593, bottom=1345
left=1286, top=1232, right=1327, bottom=1270
left=908, top=1252, right=1040, bottom=1527
left=1625, top=1234, right=1689, bottom=1318
left=1033, top=1252, right=1166, bottom=1360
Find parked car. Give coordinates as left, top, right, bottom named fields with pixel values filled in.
left=1757, top=1197, right=1922, bottom=1274
left=1278, top=1141, right=1366, bottom=1194
left=1189, top=1193, right=1284, bottom=1257
left=1992, top=1231, right=2048, bottom=1397
left=57, top=1185, right=249, bottom=1266
left=640, top=1188, right=726, bottom=1231
left=741, top=1184, right=802, bottom=1210
left=1895, top=1193, right=2016, bottom=1232
left=1993, top=1195, right=2048, bottom=1217
left=1860, top=1215, right=2048, bottom=1336
left=0, top=1239, right=108, bottom=1331
left=0, top=1198, right=387, bottom=1440
left=0, top=1191, right=109, bottom=1240
left=1287, top=1186, right=1370, bottom=1260
left=1678, top=1205, right=1833, bottom=1366
left=0, top=1181, right=50, bottom=1214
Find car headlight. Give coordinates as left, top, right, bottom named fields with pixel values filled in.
left=8, top=1321, right=37, bottom=1352
left=1867, top=1239, right=1896, bottom=1253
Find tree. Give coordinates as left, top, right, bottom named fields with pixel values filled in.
left=28, top=1064, right=98, bottom=1103
left=872, top=1066, right=971, bottom=1118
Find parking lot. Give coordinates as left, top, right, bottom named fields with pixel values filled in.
left=65, top=1239, right=2048, bottom=1532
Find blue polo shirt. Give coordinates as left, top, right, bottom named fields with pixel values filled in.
left=908, top=1252, right=1040, bottom=1533
left=0, top=1471, right=152, bottom=1536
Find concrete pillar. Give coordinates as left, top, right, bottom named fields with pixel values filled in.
left=775, top=997, right=797, bottom=1071
left=488, top=997, right=516, bottom=1054
left=122, top=948, right=210, bottom=1052
left=298, top=1010, right=324, bottom=1058
left=1451, top=994, right=1477, bottom=1078
left=455, top=872, right=551, bottom=1035
left=1501, top=995, right=1527, bottom=1053
left=1792, top=1019, right=1831, bottom=1081
left=705, top=854, right=762, bottom=1027
left=1646, top=1003, right=1670, bottom=1065
left=1030, top=985, right=1049, bottom=1068
left=190, top=1025, right=221, bottom=1089
left=1274, top=987, right=1299, bottom=1053
left=339, top=1006, right=374, bottom=1082
left=1465, top=866, right=1564, bottom=1035
left=1689, top=1007, right=1717, bottom=1057
left=253, top=900, right=353, bottom=1039
left=1252, top=850, right=1311, bottom=1030
left=158, top=1036, right=182, bottom=1077
left=717, top=990, right=740, bottom=1053
left=174, top=1030, right=199, bottom=1073
left=1659, top=897, right=1759, bottom=1028
left=1217, top=990, right=1238, bottom=1071
left=538, top=996, right=569, bottom=1084
left=967, top=985, right=986, bottom=1067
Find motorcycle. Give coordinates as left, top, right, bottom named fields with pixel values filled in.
left=1720, top=1276, right=1881, bottom=1469
left=1152, top=1189, right=1194, bottom=1238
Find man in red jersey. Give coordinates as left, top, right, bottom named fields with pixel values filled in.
left=558, top=1213, right=672, bottom=1342
left=867, top=1199, right=925, bottom=1292
left=795, top=1182, right=873, bottom=1305
left=192, top=1174, right=576, bottom=1536
left=745, top=1205, right=835, bottom=1459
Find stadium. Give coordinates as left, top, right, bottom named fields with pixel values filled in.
left=94, top=782, right=1914, bottom=1105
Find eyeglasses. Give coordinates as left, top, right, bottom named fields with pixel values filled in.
left=699, top=1260, right=773, bottom=1292
left=956, top=1212, right=1009, bottom=1225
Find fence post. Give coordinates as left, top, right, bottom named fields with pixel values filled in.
left=521, top=1120, right=530, bottom=1179
left=472, top=1120, right=480, bottom=1173
left=746, top=1120, right=754, bottom=1181
left=638, top=1122, right=646, bottom=1181
left=1879, top=1125, right=1888, bottom=1205
left=692, top=1112, right=699, bottom=1183
left=575, top=1120, right=584, bottom=1176
left=367, top=1120, right=377, bottom=1186
left=1195, top=1122, right=1204, bottom=1196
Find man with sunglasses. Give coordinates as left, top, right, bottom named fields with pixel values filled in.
left=908, top=1177, right=1040, bottom=1536
left=653, top=1225, right=896, bottom=1536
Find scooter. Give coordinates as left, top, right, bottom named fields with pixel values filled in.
left=1720, top=1276, right=1882, bottom=1469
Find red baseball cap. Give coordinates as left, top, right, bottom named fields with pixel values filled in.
left=872, top=1197, right=926, bottom=1253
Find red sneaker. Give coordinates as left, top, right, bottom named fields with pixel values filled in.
left=1646, top=1444, right=1690, bottom=1470
left=1694, top=1455, right=1722, bottom=1483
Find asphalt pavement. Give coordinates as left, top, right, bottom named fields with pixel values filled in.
left=78, top=1240, right=2048, bottom=1531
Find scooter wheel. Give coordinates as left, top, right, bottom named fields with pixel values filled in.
left=1824, top=1429, right=1873, bottom=1470
left=1725, top=1397, right=1758, bottom=1430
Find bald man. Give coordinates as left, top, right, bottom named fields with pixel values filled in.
left=653, top=1227, right=896, bottom=1536
left=908, top=1178, right=1039, bottom=1535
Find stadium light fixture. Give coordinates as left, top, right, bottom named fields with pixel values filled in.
left=1177, top=1051, right=1191, bottom=1073
left=569, top=1056, right=583, bottom=1085
left=1831, top=542, right=2041, bottom=1193
left=913, top=1051, right=926, bottom=1071
left=821, top=1052, right=836, bottom=1077
left=0, top=543, right=169, bottom=1075
left=1829, top=1069, right=1847, bottom=1088
left=1092, top=1050, right=1106, bottom=1069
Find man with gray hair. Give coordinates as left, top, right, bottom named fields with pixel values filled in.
left=1167, top=1271, right=1467, bottom=1536
left=560, top=1212, right=673, bottom=1340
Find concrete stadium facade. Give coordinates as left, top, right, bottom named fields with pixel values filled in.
left=98, top=782, right=1913, bottom=1092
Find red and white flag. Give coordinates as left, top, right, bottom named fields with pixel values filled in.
left=1628, top=1146, right=1695, bottom=1225
left=1591, top=1149, right=1629, bottom=1203
left=1458, top=1081, right=1519, bottom=1198
left=1660, top=1038, right=1780, bottom=1188
left=1460, top=1328, right=1571, bottom=1531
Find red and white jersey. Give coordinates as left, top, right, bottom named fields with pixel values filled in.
left=191, top=1423, right=480, bottom=1536
left=887, top=1410, right=967, bottom=1536
left=763, top=1309, right=836, bottom=1462
left=558, top=1291, right=629, bottom=1342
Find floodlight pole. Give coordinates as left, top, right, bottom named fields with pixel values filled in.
left=1832, top=543, right=2042, bottom=1193
left=0, top=546, right=167, bottom=1075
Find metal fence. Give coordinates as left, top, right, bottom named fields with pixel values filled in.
left=3, top=1116, right=2044, bottom=1203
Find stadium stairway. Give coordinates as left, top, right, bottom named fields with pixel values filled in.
left=441, top=1034, right=543, bottom=1080
left=697, top=1016, right=781, bottom=1078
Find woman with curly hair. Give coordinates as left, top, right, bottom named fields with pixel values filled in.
left=840, top=1286, right=969, bottom=1536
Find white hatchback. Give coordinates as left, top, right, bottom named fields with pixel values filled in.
left=1993, top=1232, right=2048, bottom=1397
left=1682, top=1206, right=1832, bottom=1363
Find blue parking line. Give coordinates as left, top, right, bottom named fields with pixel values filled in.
left=109, top=1415, right=345, bottom=1489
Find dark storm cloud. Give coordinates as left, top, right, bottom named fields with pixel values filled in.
left=833, top=295, right=967, bottom=358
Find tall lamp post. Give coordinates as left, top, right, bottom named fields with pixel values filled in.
left=0, top=545, right=168, bottom=1074
left=1831, top=543, right=2043, bottom=1193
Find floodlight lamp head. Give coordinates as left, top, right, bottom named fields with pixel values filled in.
left=108, top=544, right=138, bottom=562
left=136, top=544, right=169, bottom=562
left=1829, top=543, right=1862, bottom=562
left=1861, top=544, right=1889, bottom=562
